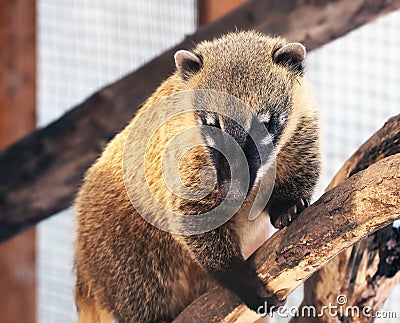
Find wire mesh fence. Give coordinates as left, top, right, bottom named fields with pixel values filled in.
left=37, top=1, right=196, bottom=322
left=37, top=1, right=400, bottom=322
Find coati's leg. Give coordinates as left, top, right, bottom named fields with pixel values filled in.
left=267, top=116, right=320, bottom=229
left=181, top=223, right=282, bottom=313
left=75, top=269, right=114, bottom=323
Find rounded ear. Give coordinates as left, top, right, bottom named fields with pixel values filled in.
left=272, top=42, right=306, bottom=72
left=174, top=50, right=202, bottom=80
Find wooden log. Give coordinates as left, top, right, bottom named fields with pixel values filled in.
left=293, top=114, right=400, bottom=323
left=173, top=153, right=400, bottom=322
left=1, top=0, right=400, bottom=240
left=197, top=0, right=248, bottom=26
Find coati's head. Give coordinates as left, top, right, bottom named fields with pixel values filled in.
left=123, top=31, right=318, bottom=234
left=173, top=31, right=314, bottom=197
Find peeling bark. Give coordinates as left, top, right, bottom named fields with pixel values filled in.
left=293, top=114, right=400, bottom=323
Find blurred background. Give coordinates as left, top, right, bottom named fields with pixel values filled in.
left=0, top=1, right=399, bottom=322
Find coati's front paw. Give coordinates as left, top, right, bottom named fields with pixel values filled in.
left=273, top=198, right=309, bottom=229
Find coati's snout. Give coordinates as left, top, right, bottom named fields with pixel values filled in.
left=199, top=111, right=275, bottom=198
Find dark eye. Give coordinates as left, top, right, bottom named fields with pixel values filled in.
left=258, top=111, right=271, bottom=124
left=255, top=111, right=270, bottom=132
left=256, top=110, right=288, bottom=145
left=262, top=120, right=273, bottom=133
left=200, top=112, right=220, bottom=128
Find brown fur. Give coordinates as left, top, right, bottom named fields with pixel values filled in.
left=75, top=75, right=215, bottom=322
left=74, top=31, right=321, bottom=322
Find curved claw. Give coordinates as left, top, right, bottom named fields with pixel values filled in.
left=274, top=198, right=310, bottom=229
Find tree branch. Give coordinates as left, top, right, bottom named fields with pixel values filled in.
left=1, top=0, right=399, bottom=240
left=293, top=114, right=400, bottom=323
left=173, top=153, right=400, bottom=323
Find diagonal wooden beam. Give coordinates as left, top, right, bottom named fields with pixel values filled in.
left=1, top=0, right=400, bottom=241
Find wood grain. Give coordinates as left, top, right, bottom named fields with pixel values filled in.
left=293, top=114, right=400, bottom=323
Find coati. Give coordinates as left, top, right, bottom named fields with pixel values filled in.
left=74, top=31, right=321, bottom=323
